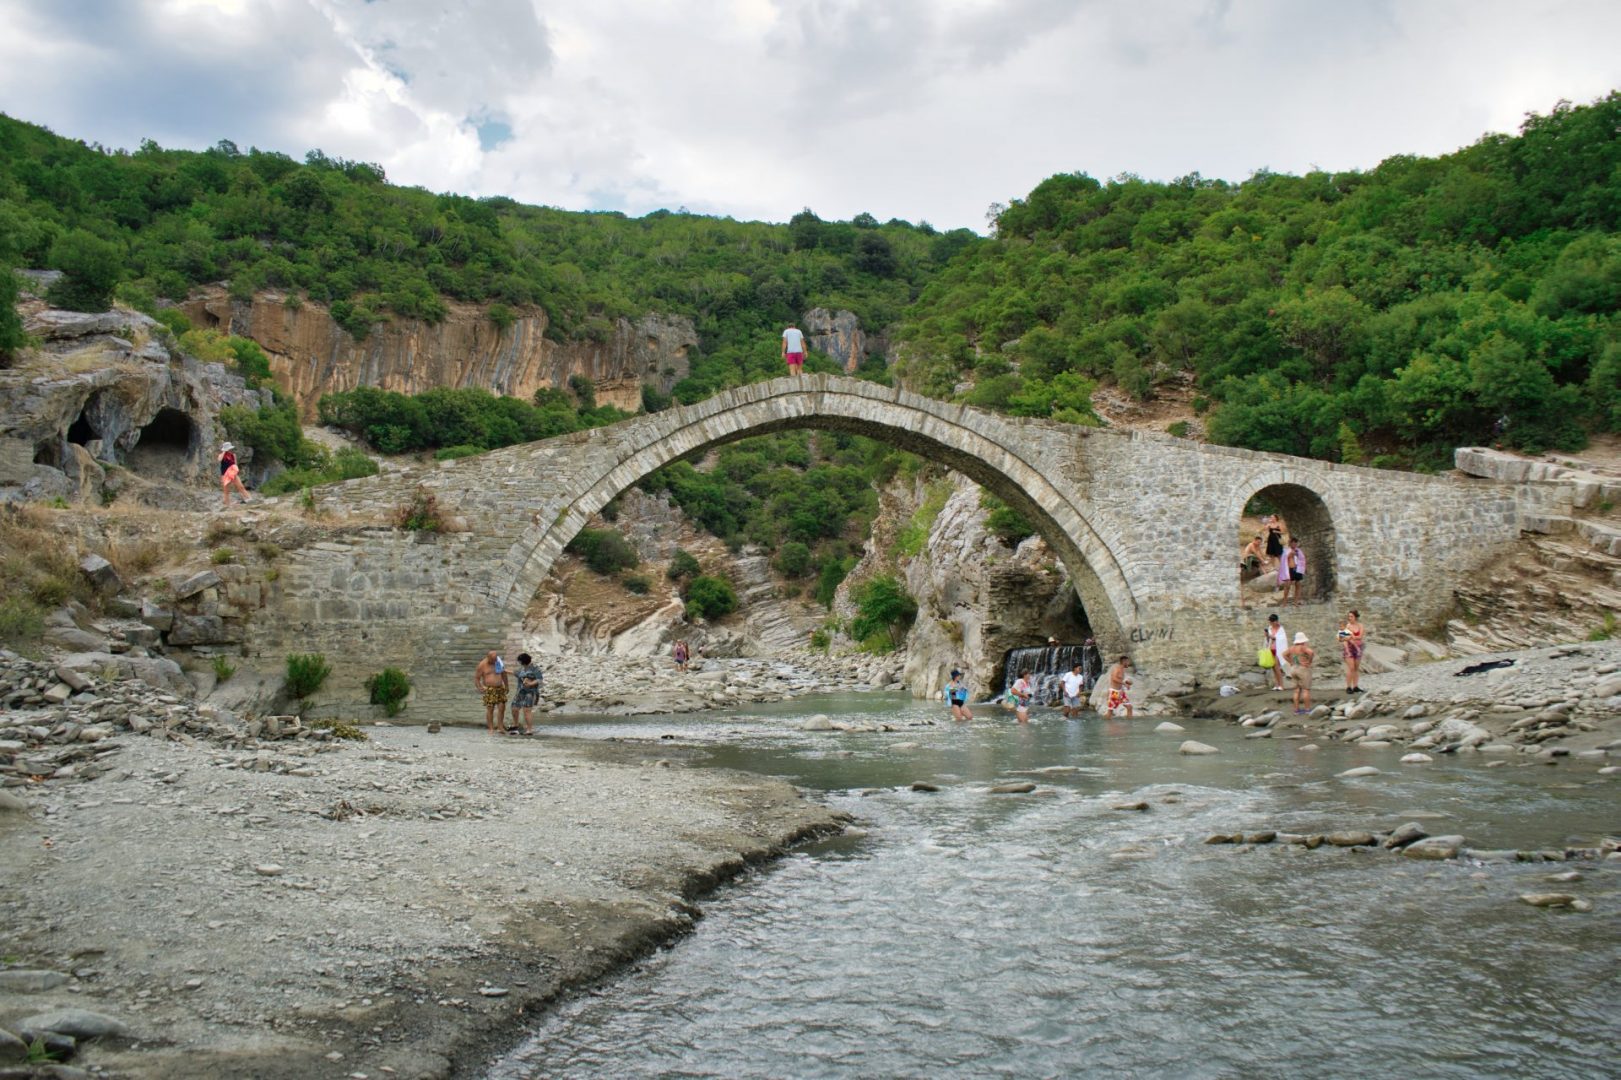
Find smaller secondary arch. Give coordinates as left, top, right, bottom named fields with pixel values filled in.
left=1236, top=475, right=1339, bottom=606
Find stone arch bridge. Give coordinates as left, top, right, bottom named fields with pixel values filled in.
left=261, top=376, right=1518, bottom=711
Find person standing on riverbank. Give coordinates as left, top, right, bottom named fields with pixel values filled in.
left=1266, top=614, right=1288, bottom=691
left=511, top=653, right=543, bottom=736
left=945, top=669, right=973, bottom=721
left=218, top=442, right=252, bottom=509
left=1060, top=662, right=1086, bottom=718
left=781, top=323, right=806, bottom=377
left=1283, top=632, right=1315, bottom=713
left=1104, top=656, right=1134, bottom=717
left=1341, top=610, right=1365, bottom=693
left=1009, top=669, right=1033, bottom=723
left=672, top=639, right=690, bottom=672
left=474, top=651, right=509, bottom=735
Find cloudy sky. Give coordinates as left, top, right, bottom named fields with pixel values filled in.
left=1, top=0, right=1617, bottom=231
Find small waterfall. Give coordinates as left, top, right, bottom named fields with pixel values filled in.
left=1000, top=643, right=1103, bottom=705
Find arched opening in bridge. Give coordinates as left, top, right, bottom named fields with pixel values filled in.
left=127, top=408, right=197, bottom=478
left=1239, top=484, right=1336, bottom=606
left=493, top=380, right=1138, bottom=684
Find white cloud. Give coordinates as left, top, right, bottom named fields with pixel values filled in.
left=0, top=0, right=1615, bottom=229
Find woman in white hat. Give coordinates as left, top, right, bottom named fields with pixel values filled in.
left=218, top=441, right=252, bottom=508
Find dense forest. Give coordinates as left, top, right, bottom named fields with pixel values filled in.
left=2, top=93, right=1617, bottom=475
left=899, top=93, right=1620, bottom=467
left=0, top=111, right=970, bottom=402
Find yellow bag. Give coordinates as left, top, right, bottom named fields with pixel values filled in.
left=1257, top=647, right=1275, bottom=669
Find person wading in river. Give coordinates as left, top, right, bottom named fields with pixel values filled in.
left=474, top=651, right=509, bottom=735
left=1008, top=669, right=1033, bottom=724
left=1104, top=656, right=1134, bottom=718
left=945, top=669, right=973, bottom=722
left=1060, top=662, right=1087, bottom=718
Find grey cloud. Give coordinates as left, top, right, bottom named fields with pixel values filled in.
left=0, top=0, right=357, bottom=154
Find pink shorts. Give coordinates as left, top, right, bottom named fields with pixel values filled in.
left=221, top=465, right=240, bottom=486
left=785, top=352, right=805, bottom=366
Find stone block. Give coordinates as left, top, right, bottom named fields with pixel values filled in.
left=140, top=600, right=174, bottom=631
left=78, top=554, right=122, bottom=595
left=171, top=570, right=221, bottom=600
left=167, top=614, right=240, bottom=646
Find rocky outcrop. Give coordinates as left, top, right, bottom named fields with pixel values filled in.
left=1, top=302, right=271, bottom=505
left=833, top=473, right=1085, bottom=702
left=803, top=308, right=876, bottom=373
left=182, top=287, right=697, bottom=417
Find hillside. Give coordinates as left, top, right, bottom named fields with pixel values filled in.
left=5, top=95, right=1618, bottom=474
left=893, top=92, right=1621, bottom=469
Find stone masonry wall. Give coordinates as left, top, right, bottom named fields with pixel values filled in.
left=254, top=376, right=1522, bottom=715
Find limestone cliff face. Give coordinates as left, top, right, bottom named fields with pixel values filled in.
left=803, top=307, right=877, bottom=373
left=181, top=287, right=697, bottom=417
left=835, top=473, right=1086, bottom=701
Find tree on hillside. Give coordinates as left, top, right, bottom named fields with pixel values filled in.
left=46, top=230, right=121, bottom=312
left=0, top=267, right=27, bottom=364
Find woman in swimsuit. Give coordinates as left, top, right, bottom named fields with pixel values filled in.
left=218, top=442, right=252, bottom=509
left=1340, top=610, right=1365, bottom=693
left=1263, top=515, right=1284, bottom=571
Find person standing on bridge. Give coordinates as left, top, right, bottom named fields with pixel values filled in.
left=781, top=322, right=807, bottom=377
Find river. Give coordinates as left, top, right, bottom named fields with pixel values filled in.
left=488, top=692, right=1619, bottom=1079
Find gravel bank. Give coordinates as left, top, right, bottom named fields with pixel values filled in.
left=1183, top=640, right=1621, bottom=761
left=1, top=717, right=845, bottom=1078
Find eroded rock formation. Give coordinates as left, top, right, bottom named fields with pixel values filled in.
left=182, top=287, right=698, bottom=416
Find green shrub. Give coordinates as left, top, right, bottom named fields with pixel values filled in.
left=773, top=541, right=812, bottom=578
left=848, top=574, right=917, bottom=647
left=684, top=574, right=738, bottom=620
left=809, top=627, right=831, bottom=651
left=667, top=549, right=702, bottom=580
left=284, top=653, right=332, bottom=698
left=0, top=596, right=44, bottom=651
left=1166, top=420, right=1191, bottom=438
left=433, top=444, right=484, bottom=461
left=566, top=527, right=639, bottom=574
left=211, top=655, right=236, bottom=681
left=815, top=555, right=855, bottom=608
left=623, top=573, right=651, bottom=594
left=981, top=494, right=1036, bottom=546
left=211, top=548, right=234, bottom=564
left=0, top=267, right=27, bottom=363
left=393, top=488, right=442, bottom=532
left=365, top=667, right=411, bottom=716
left=46, top=229, right=122, bottom=311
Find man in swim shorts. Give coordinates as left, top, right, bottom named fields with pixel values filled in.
left=781, top=323, right=806, bottom=377
left=1104, top=656, right=1134, bottom=717
left=1060, top=662, right=1086, bottom=718
left=474, top=650, right=509, bottom=735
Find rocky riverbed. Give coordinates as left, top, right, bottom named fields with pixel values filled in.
left=1185, top=639, right=1621, bottom=762
left=0, top=651, right=847, bottom=1079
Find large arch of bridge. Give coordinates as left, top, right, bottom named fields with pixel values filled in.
left=492, top=377, right=1141, bottom=647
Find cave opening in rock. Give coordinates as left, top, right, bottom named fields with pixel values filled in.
left=67, top=410, right=96, bottom=447
left=127, top=407, right=197, bottom=478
